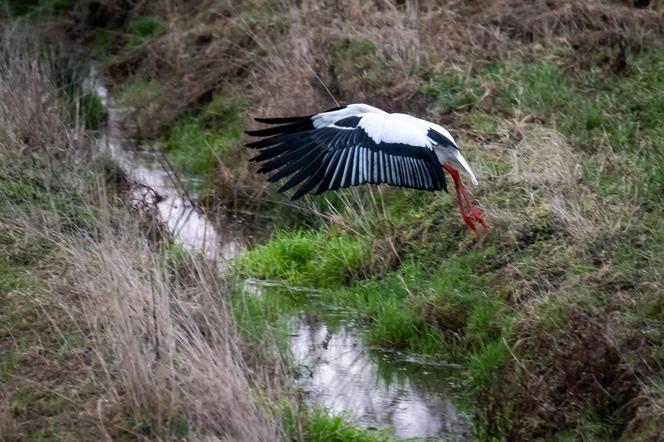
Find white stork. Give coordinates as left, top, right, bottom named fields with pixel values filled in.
left=245, top=104, right=487, bottom=231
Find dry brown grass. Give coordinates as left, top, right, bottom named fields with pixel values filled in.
left=0, top=24, right=69, bottom=156
left=86, top=0, right=664, bottom=225
left=478, top=0, right=664, bottom=51
left=0, top=23, right=291, bottom=441
left=62, top=217, right=286, bottom=441
left=60, top=2, right=664, bottom=438
left=93, top=0, right=664, bottom=134
left=492, top=123, right=600, bottom=240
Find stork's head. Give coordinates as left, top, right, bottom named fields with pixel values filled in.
left=445, top=148, right=479, bottom=186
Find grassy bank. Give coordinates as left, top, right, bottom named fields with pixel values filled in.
left=236, top=43, right=664, bottom=438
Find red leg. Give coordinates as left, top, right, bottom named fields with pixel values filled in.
left=459, top=183, right=488, bottom=229
left=443, top=165, right=476, bottom=231
left=443, top=165, right=488, bottom=230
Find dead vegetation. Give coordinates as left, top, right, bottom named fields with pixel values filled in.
left=64, top=217, right=286, bottom=441
left=0, top=24, right=291, bottom=441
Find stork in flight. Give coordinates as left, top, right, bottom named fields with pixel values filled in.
left=245, top=104, right=487, bottom=231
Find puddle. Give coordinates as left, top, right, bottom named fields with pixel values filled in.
left=90, top=67, right=471, bottom=441
left=290, top=313, right=470, bottom=440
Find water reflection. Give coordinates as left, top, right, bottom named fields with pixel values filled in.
left=290, top=314, right=470, bottom=440
left=101, top=107, right=240, bottom=260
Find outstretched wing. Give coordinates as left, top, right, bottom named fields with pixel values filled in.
left=245, top=105, right=447, bottom=200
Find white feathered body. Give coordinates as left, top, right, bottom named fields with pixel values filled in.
left=245, top=103, right=479, bottom=201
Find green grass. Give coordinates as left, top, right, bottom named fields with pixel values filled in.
left=237, top=226, right=506, bottom=359
left=164, top=117, right=238, bottom=177
left=330, top=37, right=392, bottom=94
left=2, top=0, right=72, bottom=16
left=123, top=409, right=190, bottom=439
left=127, top=16, right=165, bottom=43
left=76, top=93, right=105, bottom=130
left=228, top=282, right=298, bottom=362
left=92, top=28, right=113, bottom=55
left=305, top=411, right=395, bottom=442
left=238, top=229, right=372, bottom=288
left=114, top=77, right=164, bottom=109
left=0, top=194, right=95, bottom=440
left=163, top=95, right=250, bottom=180
left=421, top=67, right=485, bottom=110
left=61, top=1, right=664, bottom=438
left=233, top=43, right=664, bottom=440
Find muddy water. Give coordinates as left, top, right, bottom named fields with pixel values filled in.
left=92, top=69, right=470, bottom=440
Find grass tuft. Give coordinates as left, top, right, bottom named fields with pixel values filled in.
left=127, top=16, right=165, bottom=42
left=238, top=229, right=371, bottom=288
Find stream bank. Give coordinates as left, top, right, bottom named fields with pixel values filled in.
left=93, top=70, right=471, bottom=440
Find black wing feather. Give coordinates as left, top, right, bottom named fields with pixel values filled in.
left=245, top=122, right=307, bottom=137
left=266, top=147, right=319, bottom=182
left=254, top=116, right=310, bottom=124
left=246, top=115, right=447, bottom=199
left=278, top=152, right=326, bottom=194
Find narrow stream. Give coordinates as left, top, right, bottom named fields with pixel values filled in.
left=90, top=68, right=470, bottom=440
left=290, top=312, right=469, bottom=440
